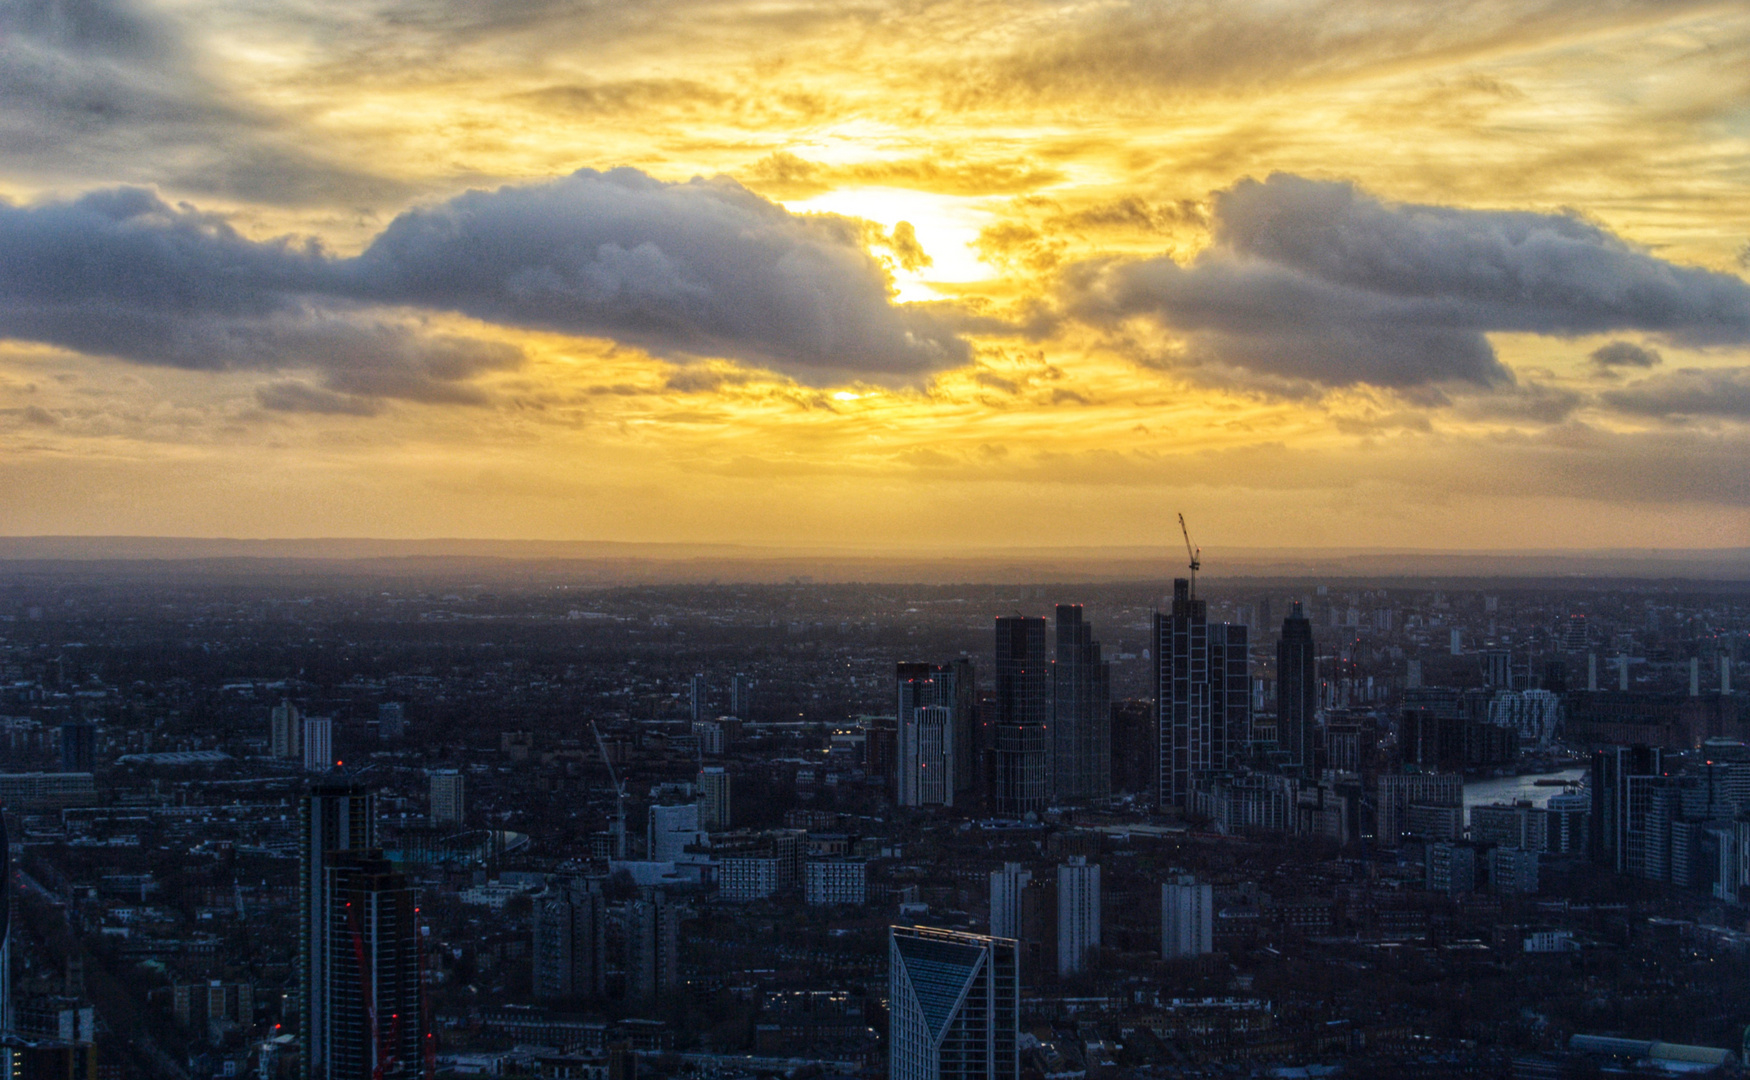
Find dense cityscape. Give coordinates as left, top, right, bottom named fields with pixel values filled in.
left=0, top=560, right=1746, bottom=1079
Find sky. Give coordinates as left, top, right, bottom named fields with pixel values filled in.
left=0, top=0, right=1748, bottom=551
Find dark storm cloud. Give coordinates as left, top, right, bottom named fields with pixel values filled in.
left=1590, top=340, right=1662, bottom=369
left=0, top=169, right=970, bottom=397
left=1066, top=174, right=1750, bottom=389
left=1602, top=368, right=1750, bottom=420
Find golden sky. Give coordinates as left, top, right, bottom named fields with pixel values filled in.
left=1, top=0, right=1748, bottom=550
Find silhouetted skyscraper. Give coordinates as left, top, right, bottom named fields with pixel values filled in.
left=897, top=663, right=962, bottom=808
left=1155, top=579, right=1250, bottom=810
left=1052, top=606, right=1110, bottom=805
left=993, top=617, right=1050, bottom=816
left=428, top=769, right=464, bottom=827
left=320, top=852, right=425, bottom=1079
left=273, top=699, right=303, bottom=759
left=300, top=782, right=377, bottom=1080
left=889, top=926, right=1018, bottom=1080
left=1276, top=601, right=1316, bottom=773
left=58, top=722, right=94, bottom=773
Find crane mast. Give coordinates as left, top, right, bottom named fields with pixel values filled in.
left=589, top=720, right=627, bottom=859
left=1178, top=512, right=1201, bottom=599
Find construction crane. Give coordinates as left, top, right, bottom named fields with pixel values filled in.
left=1178, top=512, right=1201, bottom=599
left=589, top=720, right=628, bottom=860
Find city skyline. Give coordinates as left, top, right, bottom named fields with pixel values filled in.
left=0, top=2, right=1746, bottom=548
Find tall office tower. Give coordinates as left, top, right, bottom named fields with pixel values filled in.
left=1592, top=745, right=1664, bottom=875
left=377, top=702, right=406, bottom=740
left=1155, top=580, right=1251, bottom=810
left=988, top=863, right=1031, bottom=940
left=1276, top=602, right=1316, bottom=774
left=320, top=852, right=425, bottom=1080
left=58, top=722, right=95, bottom=772
left=689, top=674, right=708, bottom=723
left=1056, top=857, right=1100, bottom=976
left=273, top=699, right=304, bottom=759
left=1051, top=606, right=1111, bottom=805
left=889, top=926, right=1018, bottom=1080
left=647, top=802, right=704, bottom=862
left=993, top=617, right=1050, bottom=816
left=731, top=674, right=754, bottom=718
left=299, top=783, right=377, bottom=1080
left=1161, top=878, right=1213, bottom=959
left=950, top=658, right=980, bottom=807
left=1562, top=615, right=1590, bottom=652
left=533, top=884, right=606, bottom=1001
left=699, top=766, right=732, bottom=831
left=897, top=662, right=962, bottom=809
left=428, top=769, right=464, bottom=828
left=303, top=716, right=334, bottom=773
left=625, top=891, right=679, bottom=1002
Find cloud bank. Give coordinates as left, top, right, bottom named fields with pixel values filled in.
left=0, top=169, right=969, bottom=405
left=1065, top=173, right=1750, bottom=389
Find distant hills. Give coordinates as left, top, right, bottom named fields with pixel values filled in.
left=0, top=536, right=1745, bottom=584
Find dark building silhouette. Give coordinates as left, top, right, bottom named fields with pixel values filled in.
left=1051, top=606, right=1110, bottom=805
left=533, top=884, right=606, bottom=1002
left=300, top=782, right=377, bottom=1080
left=993, top=617, right=1050, bottom=816
left=896, top=661, right=976, bottom=808
left=1155, top=579, right=1250, bottom=810
left=1592, top=745, right=1664, bottom=875
left=625, top=891, right=679, bottom=1002
left=321, top=852, right=425, bottom=1079
left=57, top=723, right=94, bottom=773
left=1276, top=602, right=1316, bottom=774
left=1109, top=701, right=1156, bottom=797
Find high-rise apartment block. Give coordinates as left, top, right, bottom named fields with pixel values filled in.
left=989, top=863, right=1030, bottom=941
left=533, top=884, right=606, bottom=1002
left=690, top=674, right=708, bottom=723
left=889, top=926, right=1018, bottom=1080
left=993, top=618, right=1050, bottom=816
left=1051, top=606, right=1110, bottom=805
left=897, top=662, right=956, bottom=809
left=1161, top=878, right=1213, bottom=959
left=1156, top=579, right=1250, bottom=810
left=625, top=892, right=679, bottom=1002
left=731, top=674, right=754, bottom=718
left=1056, top=857, right=1100, bottom=976
left=1276, top=602, right=1316, bottom=773
left=273, top=699, right=303, bottom=759
left=428, top=769, right=464, bottom=828
left=303, top=716, right=334, bottom=773
left=300, top=782, right=426, bottom=1080
left=320, top=852, right=425, bottom=1079
left=699, top=766, right=731, bottom=831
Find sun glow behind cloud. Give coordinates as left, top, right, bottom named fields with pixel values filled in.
left=0, top=0, right=1747, bottom=548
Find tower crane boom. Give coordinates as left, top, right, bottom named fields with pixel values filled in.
left=1178, top=512, right=1201, bottom=598
left=588, top=720, right=628, bottom=860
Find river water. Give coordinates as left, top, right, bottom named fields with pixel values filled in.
left=1463, top=767, right=1588, bottom=814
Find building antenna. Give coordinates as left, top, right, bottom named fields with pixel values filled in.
left=1178, top=513, right=1201, bottom=599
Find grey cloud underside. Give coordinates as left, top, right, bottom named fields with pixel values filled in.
left=0, top=169, right=969, bottom=405
left=1602, top=368, right=1750, bottom=419
left=1066, top=173, right=1750, bottom=389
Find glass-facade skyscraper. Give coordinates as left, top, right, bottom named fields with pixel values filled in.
left=1276, top=601, right=1316, bottom=773
left=889, top=925, right=1018, bottom=1080
left=1051, top=605, right=1111, bottom=805
left=1155, top=579, right=1250, bottom=810
left=993, top=617, right=1049, bottom=816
